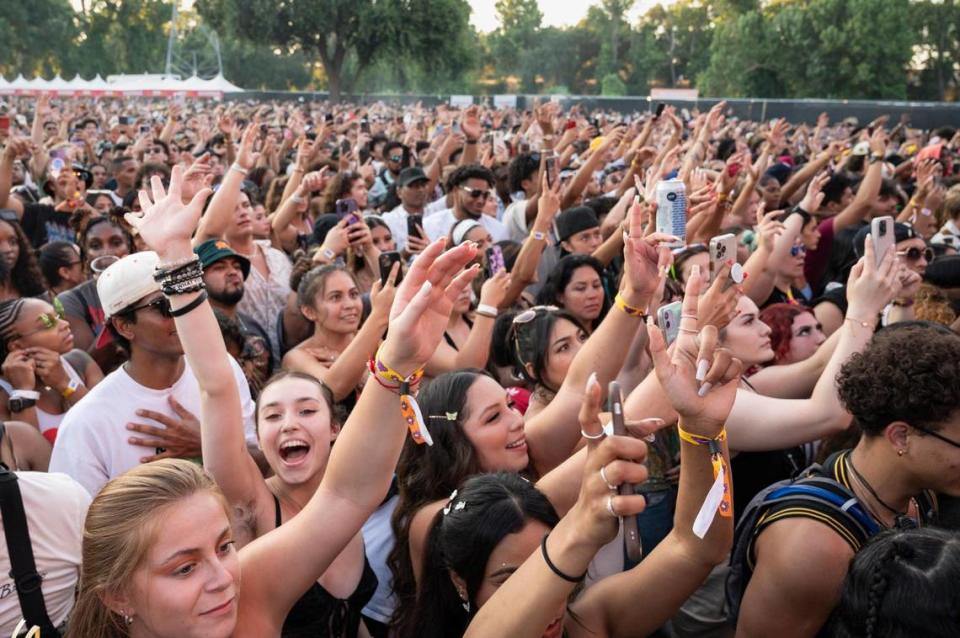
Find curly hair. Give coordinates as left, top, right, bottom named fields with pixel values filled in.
left=836, top=322, right=960, bottom=436
left=913, top=284, right=957, bottom=327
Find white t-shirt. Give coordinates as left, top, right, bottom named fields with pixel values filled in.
left=361, top=494, right=399, bottom=624
left=424, top=196, right=450, bottom=217
left=382, top=204, right=419, bottom=253
left=502, top=198, right=530, bottom=243
left=422, top=209, right=509, bottom=244
left=49, top=357, right=257, bottom=496
left=0, top=472, right=90, bottom=633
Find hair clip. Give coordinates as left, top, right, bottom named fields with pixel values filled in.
left=443, top=489, right=461, bottom=516
left=429, top=412, right=458, bottom=421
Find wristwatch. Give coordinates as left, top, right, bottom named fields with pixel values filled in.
left=868, top=153, right=883, bottom=165
left=8, top=389, right=39, bottom=413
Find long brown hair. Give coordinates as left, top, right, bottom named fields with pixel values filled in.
left=67, top=460, right=228, bottom=638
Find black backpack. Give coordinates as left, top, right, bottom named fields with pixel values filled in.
left=0, top=466, right=60, bottom=636
left=725, top=450, right=937, bottom=624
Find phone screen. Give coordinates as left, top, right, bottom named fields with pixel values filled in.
left=335, top=198, right=359, bottom=220
left=407, top=214, right=423, bottom=240
left=545, top=157, right=556, bottom=187
left=379, top=252, right=403, bottom=286
left=486, top=245, right=505, bottom=276
left=654, top=103, right=665, bottom=119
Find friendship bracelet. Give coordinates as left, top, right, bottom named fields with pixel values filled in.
left=614, top=293, right=647, bottom=318
left=540, top=533, right=586, bottom=583
left=678, top=422, right=732, bottom=522
left=168, top=291, right=208, bottom=318
left=368, top=347, right=431, bottom=446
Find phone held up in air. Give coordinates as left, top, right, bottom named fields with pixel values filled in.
left=407, top=213, right=423, bottom=240
left=379, top=251, right=404, bottom=287
left=709, top=234, right=737, bottom=284
left=657, top=301, right=682, bottom=347
left=654, top=103, right=665, bottom=120
left=870, top=216, right=895, bottom=267
left=486, top=245, right=505, bottom=277
left=335, top=198, right=360, bottom=226
left=609, top=381, right=642, bottom=563
left=545, top=157, right=556, bottom=188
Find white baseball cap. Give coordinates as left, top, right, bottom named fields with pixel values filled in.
left=94, top=251, right=161, bottom=348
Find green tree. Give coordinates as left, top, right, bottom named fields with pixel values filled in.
left=909, top=0, right=960, bottom=100
left=489, top=0, right=543, bottom=91
left=0, top=0, right=78, bottom=78
left=73, top=0, right=174, bottom=77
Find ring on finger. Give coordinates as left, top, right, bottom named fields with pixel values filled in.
left=606, top=494, right=619, bottom=518
left=600, top=464, right=617, bottom=491
left=581, top=427, right=605, bottom=441
left=678, top=327, right=698, bottom=334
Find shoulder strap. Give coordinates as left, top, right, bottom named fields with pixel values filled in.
left=0, top=469, right=57, bottom=634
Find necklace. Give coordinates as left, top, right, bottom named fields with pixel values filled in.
left=846, top=455, right=918, bottom=530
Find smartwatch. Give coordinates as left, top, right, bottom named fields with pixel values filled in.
left=8, top=389, right=40, bottom=413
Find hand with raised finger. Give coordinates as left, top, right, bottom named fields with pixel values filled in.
left=378, top=239, right=480, bottom=377
left=845, top=235, right=900, bottom=320
left=567, top=375, right=650, bottom=549
left=648, top=265, right=741, bottom=438
left=370, top=262, right=401, bottom=322
left=478, top=270, right=511, bottom=309
left=406, top=227, right=430, bottom=255
left=697, top=262, right=741, bottom=330
left=236, top=124, right=260, bottom=171
left=125, top=165, right=211, bottom=259
left=623, top=195, right=675, bottom=304
left=125, top=397, right=202, bottom=463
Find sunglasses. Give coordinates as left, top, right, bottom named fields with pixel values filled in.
left=17, top=299, right=66, bottom=339
left=389, top=155, right=403, bottom=162
left=790, top=244, right=807, bottom=257
left=460, top=186, right=492, bottom=201
left=129, top=296, right=173, bottom=319
left=896, top=247, right=933, bottom=263
left=512, top=305, right=560, bottom=325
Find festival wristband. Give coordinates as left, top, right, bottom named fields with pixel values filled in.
left=368, top=348, right=430, bottom=446
left=678, top=423, right=733, bottom=536
left=614, top=293, right=647, bottom=318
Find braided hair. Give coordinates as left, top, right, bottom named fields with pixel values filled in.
left=0, top=298, right=27, bottom=361
left=828, top=527, right=960, bottom=637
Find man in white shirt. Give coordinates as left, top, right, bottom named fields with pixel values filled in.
left=49, top=251, right=257, bottom=495
left=423, top=164, right=509, bottom=244
left=502, top=152, right=544, bottom=242
left=382, top=167, right=431, bottom=254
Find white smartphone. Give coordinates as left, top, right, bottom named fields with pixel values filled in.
left=870, top=216, right=895, bottom=267
left=657, top=301, right=682, bottom=347
left=709, top=234, right=737, bottom=284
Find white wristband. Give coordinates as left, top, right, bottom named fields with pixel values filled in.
left=531, top=230, right=547, bottom=242
left=476, top=304, right=498, bottom=318
left=229, top=163, right=248, bottom=176
left=10, top=390, right=40, bottom=401
left=290, top=193, right=306, bottom=204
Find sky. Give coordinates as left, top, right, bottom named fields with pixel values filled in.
left=467, top=0, right=676, bottom=33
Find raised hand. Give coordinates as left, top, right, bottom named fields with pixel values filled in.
left=845, top=236, right=901, bottom=320
left=478, top=270, right=511, bottom=309
left=125, top=164, right=211, bottom=256
left=236, top=124, right=260, bottom=170
left=649, top=266, right=742, bottom=438
left=799, top=170, right=829, bottom=213
left=460, top=105, right=482, bottom=141
left=622, top=196, right=674, bottom=304
left=379, top=239, right=479, bottom=377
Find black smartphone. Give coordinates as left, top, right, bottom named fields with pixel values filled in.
left=340, top=139, right=351, bottom=156
left=407, top=213, right=423, bottom=240
left=118, top=116, right=130, bottom=126
left=361, top=119, right=370, bottom=133
left=610, top=381, right=642, bottom=563
left=545, top=157, right=556, bottom=188
left=379, top=251, right=403, bottom=286
left=654, top=103, right=665, bottom=120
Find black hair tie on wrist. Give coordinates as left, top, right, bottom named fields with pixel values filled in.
left=168, top=290, right=208, bottom=318
left=540, top=533, right=586, bottom=583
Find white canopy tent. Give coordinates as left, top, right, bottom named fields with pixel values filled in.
left=0, top=73, right=242, bottom=97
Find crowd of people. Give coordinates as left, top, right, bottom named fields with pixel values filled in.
left=0, top=93, right=958, bottom=638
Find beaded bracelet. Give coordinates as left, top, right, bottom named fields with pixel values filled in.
left=367, top=348, right=431, bottom=445
left=614, top=293, right=647, bottom=318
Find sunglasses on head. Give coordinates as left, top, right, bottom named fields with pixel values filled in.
left=896, top=247, right=933, bottom=262
left=16, top=299, right=66, bottom=339
left=460, top=186, right=492, bottom=201
left=512, top=305, right=560, bottom=325
left=129, top=296, right=173, bottom=318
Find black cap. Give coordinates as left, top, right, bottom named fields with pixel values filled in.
left=853, top=222, right=917, bottom=258
left=193, top=239, right=251, bottom=279
left=555, top=206, right=599, bottom=242
left=397, top=167, right=428, bottom=188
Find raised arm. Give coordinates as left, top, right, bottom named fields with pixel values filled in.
left=501, top=173, right=561, bottom=306
left=193, top=125, right=258, bottom=245
left=239, top=238, right=480, bottom=626
left=831, top=128, right=886, bottom=234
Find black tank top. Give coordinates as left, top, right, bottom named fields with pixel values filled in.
left=273, top=495, right=378, bottom=638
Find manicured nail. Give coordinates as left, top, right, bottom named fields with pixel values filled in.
left=586, top=372, right=598, bottom=391
left=696, top=359, right=709, bottom=382
left=421, top=281, right=433, bottom=294
left=698, top=382, right=713, bottom=397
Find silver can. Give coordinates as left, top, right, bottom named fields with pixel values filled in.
left=655, top=178, right=687, bottom=246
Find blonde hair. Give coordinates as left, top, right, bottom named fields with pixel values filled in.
left=67, top=460, right=226, bottom=638
left=915, top=283, right=957, bottom=326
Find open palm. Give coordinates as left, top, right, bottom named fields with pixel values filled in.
left=125, top=165, right=211, bottom=253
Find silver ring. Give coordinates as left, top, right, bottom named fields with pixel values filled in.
left=606, top=495, right=619, bottom=518
left=581, top=428, right=605, bottom=441
left=600, top=464, right=617, bottom=491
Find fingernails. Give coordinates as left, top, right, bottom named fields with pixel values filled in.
left=420, top=281, right=433, bottom=294
left=586, top=371, right=599, bottom=391
left=696, top=359, right=709, bottom=382
left=698, top=382, right=713, bottom=397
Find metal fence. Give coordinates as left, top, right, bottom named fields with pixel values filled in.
left=226, top=91, right=960, bottom=129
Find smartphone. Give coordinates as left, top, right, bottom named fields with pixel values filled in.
left=360, top=119, right=370, bottom=134
left=654, top=103, right=665, bottom=120
left=657, top=301, right=682, bottom=347
left=340, top=139, right=351, bottom=156
left=486, top=245, right=505, bottom=277
left=379, top=251, right=404, bottom=287
left=609, top=381, right=642, bottom=563
left=335, top=198, right=359, bottom=221
left=0, top=116, right=9, bottom=131
left=871, top=215, right=895, bottom=267
left=545, top=157, right=556, bottom=188
left=139, top=124, right=151, bottom=135
left=709, top=234, right=737, bottom=283
left=407, top=213, right=423, bottom=240
left=118, top=116, right=130, bottom=126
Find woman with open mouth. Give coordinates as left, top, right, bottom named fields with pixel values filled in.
left=65, top=166, right=481, bottom=638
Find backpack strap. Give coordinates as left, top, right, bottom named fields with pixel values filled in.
left=0, top=468, right=57, bottom=634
